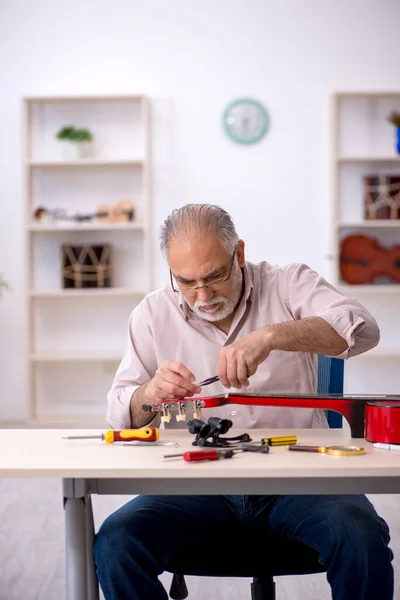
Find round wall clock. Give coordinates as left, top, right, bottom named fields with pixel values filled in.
left=223, top=98, right=269, bottom=144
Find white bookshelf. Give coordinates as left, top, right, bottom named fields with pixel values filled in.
left=330, top=92, right=400, bottom=393
left=23, top=95, right=153, bottom=426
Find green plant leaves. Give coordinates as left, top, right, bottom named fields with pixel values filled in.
left=56, top=126, right=94, bottom=142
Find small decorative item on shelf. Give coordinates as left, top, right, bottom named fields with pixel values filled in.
left=56, top=125, right=94, bottom=160
left=97, top=201, right=135, bottom=223
left=340, top=234, right=400, bottom=285
left=386, top=111, right=400, bottom=154
left=364, top=175, right=400, bottom=220
left=61, top=244, right=112, bottom=288
left=33, top=201, right=135, bottom=225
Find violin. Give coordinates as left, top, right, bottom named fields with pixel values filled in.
left=340, top=234, right=400, bottom=284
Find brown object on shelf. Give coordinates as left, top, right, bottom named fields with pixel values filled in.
left=364, top=175, right=400, bottom=220
left=61, top=244, right=112, bottom=288
left=97, top=201, right=135, bottom=223
left=340, top=234, right=400, bottom=284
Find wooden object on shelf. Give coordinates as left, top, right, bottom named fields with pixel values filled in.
left=364, top=175, right=400, bottom=220
left=97, top=201, right=135, bottom=223
left=61, top=244, right=112, bottom=289
left=340, top=234, right=400, bottom=284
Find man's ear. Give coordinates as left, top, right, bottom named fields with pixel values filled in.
left=236, top=240, right=245, bottom=267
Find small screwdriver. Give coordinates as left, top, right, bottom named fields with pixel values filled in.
left=163, top=449, right=234, bottom=462
left=62, top=427, right=159, bottom=444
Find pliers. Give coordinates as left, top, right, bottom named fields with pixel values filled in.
left=198, top=375, right=220, bottom=386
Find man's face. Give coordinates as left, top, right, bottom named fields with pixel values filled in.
left=168, top=234, right=245, bottom=322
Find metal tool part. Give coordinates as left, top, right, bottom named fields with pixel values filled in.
left=198, top=375, right=220, bottom=386
left=122, top=441, right=180, bottom=447
left=286, top=444, right=365, bottom=456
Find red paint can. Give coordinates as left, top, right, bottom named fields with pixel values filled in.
left=365, top=401, right=400, bottom=444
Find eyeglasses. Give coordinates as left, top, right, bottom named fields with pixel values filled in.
left=170, top=250, right=237, bottom=297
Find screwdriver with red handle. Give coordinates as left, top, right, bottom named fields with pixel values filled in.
left=163, top=449, right=234, bottom=462
left=62, top=427, right=159, bottom=444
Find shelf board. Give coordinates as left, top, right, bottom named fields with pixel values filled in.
left=25, top=95, right=145, bottom=103
left=338, top=220, right=400, bottom=228
left=28, top=221, right=145, bottom=232
left=353, top=349, right=400, bottom=359
left=338, top=284, right=400, bottom=294
left=28, top=288, right=145, bottom=298
left=335, top=91, right=400, bottom=97
left=27, top=159, right=144, bottom=168
left=337, top=157, right=400, bottom=163
left=30, top=354, right=122, bottom=362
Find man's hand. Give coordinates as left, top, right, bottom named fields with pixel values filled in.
left=217, top=329, right=274, bottom=389
left=144, top=360, right=201, bottom=402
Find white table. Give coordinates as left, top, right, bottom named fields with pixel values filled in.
left=1, top=427, right=400, bottom=600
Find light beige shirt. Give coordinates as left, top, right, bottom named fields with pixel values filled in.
left=107, top=261, right=380, bottom=430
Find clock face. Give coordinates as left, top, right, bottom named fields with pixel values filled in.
left=223, top=98, right=269, bottom=144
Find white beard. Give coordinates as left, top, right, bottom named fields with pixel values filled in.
left=192, top=264, right=243, bottom=323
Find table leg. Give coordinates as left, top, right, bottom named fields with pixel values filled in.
left=63, top=479, right=99, bottom=600
left=64, top=496, right=88, bottom=600
left=86, top=494, right=100, bottom=600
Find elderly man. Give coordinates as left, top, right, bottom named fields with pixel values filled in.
left=94, top=204, right=393, bottom=600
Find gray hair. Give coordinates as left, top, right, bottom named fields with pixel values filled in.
left=159, top=204, right=240, bottom=257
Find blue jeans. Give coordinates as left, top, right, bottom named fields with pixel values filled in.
left=94, top=494, right=393, bottom=600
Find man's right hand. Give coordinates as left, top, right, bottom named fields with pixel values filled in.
left=143, top=361, right=201, bottom=403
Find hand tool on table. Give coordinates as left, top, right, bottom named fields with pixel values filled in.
left=62, top=427, right=159, bottom=443
left=237, top=442, right=270, bottom=454
left=261, top=435, right=297, bottom=446
left=286, top=444, right=365, bottom=456
left=164, top=449, right=235, bottom=462
left=164, top=443, right=270, bottom=462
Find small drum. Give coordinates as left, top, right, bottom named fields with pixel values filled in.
left=61, top=244, right=112, bottom=288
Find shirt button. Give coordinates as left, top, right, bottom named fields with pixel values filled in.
left=231, top=410, right=237, bottom=416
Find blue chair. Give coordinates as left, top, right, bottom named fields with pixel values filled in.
left=167, top=355, right=344, bottom=600
left=318, top=354, right=344, bottom=428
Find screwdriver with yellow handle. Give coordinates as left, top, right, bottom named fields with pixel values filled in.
left=62, top=427, right=159, bottom=444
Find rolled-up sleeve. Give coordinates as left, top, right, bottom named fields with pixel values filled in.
left=287, top=263, right=380, bottom=359
left=107, top=300, right=157, bottom=428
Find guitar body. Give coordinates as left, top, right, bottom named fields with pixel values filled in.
left=340, top=234, right=400, bottom=284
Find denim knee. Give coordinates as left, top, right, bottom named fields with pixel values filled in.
left=94, top=510, right=128, bottom=568
left=325, top=501, right=392, bottom=561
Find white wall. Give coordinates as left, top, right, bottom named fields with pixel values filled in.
left=1, top=0, right=400, bottom=421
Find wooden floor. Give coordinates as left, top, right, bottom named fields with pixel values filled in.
left=0, top=479, right=398, bottom=599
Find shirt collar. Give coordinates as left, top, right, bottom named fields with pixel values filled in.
left=177, top=261, right=254, bottom=320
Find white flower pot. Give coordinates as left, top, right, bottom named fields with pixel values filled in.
left=61, top=141, right=94, bottom=161
left=62, top=142, right=80, bottom=161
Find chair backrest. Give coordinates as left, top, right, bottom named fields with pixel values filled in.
left=317, top=355, right=344, bottom=428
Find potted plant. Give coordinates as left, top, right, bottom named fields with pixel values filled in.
left=56, top=125, right=95, bottom=160
left=386, top=111, right=400, bottom=154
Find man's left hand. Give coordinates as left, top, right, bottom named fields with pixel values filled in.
left=217, top=328, right=274, bottom=389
